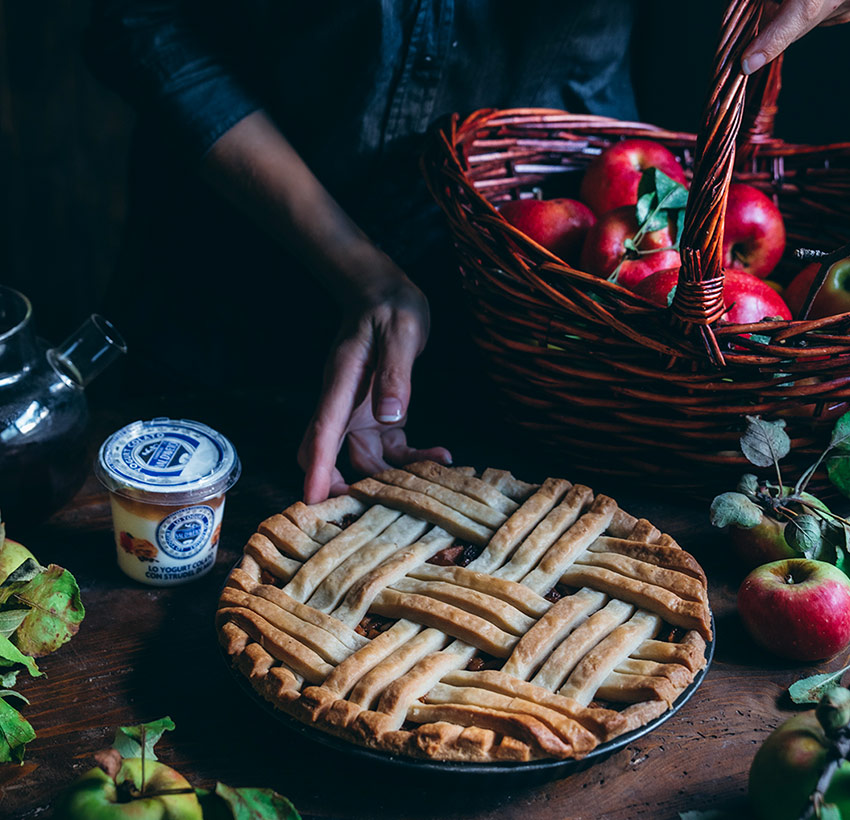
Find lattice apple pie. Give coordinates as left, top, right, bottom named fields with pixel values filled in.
left=217, top=462, right=711, bottom=762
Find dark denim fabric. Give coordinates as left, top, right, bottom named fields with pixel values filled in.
left=86, top=1, right=637, bottom=390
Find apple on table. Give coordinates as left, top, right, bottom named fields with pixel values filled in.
left=737, top=558, right=850, bottom=661
left=579, top=138, right=687, bottom=216
left=749, top=708, right=850, bottom=820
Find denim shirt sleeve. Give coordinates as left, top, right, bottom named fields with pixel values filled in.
left=85, top=0, right=261, bottom=156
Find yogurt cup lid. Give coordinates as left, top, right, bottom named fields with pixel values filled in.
left=95, top=417, right=240, bottom=502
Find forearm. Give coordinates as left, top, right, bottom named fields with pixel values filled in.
left=202, top=110, right=410, bottom=306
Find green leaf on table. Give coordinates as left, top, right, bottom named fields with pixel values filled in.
left=9, top=564, right=85, bottom=657
left=0, top=694, right=36, bottom=763
left=788, top=665, right=850, bottom=705
left=709, top=492, right=763, bottom=529
left=785, top=514, right=824, bottom=559
left=678, top=810, right=730, bottom=820
left=199, top=783, right=302, bottom=820
left=0, top=610, right=30, bottom=639
left=0, top=633, right=40, bottom=677
left=0, top=689, right=28, bottom=706
left=112, top=716, right=175, bottom=761
left=0, top=559, right=43, bottom=605
left=740, top=416, right=791, bottom=469
left=0, top=668, right=19, bottom=688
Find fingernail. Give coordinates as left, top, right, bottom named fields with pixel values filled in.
left=742, top=52, right=765, bottom=75
left=377, top=398, right=403, bottom=423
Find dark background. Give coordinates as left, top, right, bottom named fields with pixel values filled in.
left=1, top=0, right=849, bottom=348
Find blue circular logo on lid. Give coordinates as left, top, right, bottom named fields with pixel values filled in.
left=156, top=505, right=215, bottom=559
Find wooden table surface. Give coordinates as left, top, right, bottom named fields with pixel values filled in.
left=3, top=391, right=846, bottom=820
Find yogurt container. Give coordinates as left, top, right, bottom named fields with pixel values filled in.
left=95, top=417, right=240, bottom=585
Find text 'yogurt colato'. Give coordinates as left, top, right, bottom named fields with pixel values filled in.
left=95, top=417, right=240, bottom=585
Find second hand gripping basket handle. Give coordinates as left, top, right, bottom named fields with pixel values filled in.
left=671, top=0, right=767, bottom=366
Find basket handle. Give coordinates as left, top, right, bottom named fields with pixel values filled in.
left=670, top=0, right=767, bottom=364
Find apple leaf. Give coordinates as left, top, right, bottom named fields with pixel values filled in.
left=736, top=474, right=760, bottom=495
left=0, top=610, right=29, bottom=640
left=667, top=284, right=677, bottom=308
left=0, top=633, right=40, bottom=678
left=199, top=783, right=302, bottom=820
left=634, top=168, right=689, bottom=236
left=677, top=811, right=730, bottom=820
left=0, top=668, right=19, bottom=688
left=785, top=514, right=824, bottom=560
left=821, top=523, right=850, bottom=576
left=740, top=416, right=791, bottom=469
left=9, top=564, right=85, bottom=657
left=827, top=453, right=850, bottom=499
left=831, top=411, right=850, bottom=451
left=0, top=694, right=36, bottom=763
left=709, top=492, right=763, bottom=529
left=820, top=804, right=842, bottom=820
left=636, top=191, right=656, bottom=227
left=788, top=665, right=850, bottom=705
left=112, top=716, right=175, bottom=761
left=0, top=559, right=43, bottom=606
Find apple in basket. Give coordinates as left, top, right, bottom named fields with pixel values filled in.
left=632, top=267, right=792, bottom=323
left=579, top=138, right=687, bottom=216
left=723, top=183, right=786, bottom=279
left=784, top=257, right=850, bottom=319
left=498, top=198, right=596, bottom=265
left=579, top=206, right=680, bottom=288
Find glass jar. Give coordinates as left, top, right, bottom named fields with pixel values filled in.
left=0, top=285, right=126, bottom=525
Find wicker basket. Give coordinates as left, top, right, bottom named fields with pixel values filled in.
left=421, top=0, right=850, bottom=494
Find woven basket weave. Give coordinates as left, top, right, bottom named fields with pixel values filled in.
left=421, top=0, right=850, bottom=494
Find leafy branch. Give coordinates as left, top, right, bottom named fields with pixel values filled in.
left=710, top=412, right=850, bottom=575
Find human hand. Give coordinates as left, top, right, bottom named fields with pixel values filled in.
left=742, top=0, right=850, bottom=74
left=298, top=260, right=452, bottom=503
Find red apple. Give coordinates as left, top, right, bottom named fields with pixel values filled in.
left=579, top=139, right=687, bottom=216
left=723, top=183, right=786, bottom=279
left=632, top=267, right=791, bottom=323
left=579, top=206, right=680, bottom=284
left=498, top=198, right=596, bottom=264
left=737, top=558, right=850, bottom=661
left=749, top=710, right=850, bottom=820
left=785, top=258, right=850, bottom=319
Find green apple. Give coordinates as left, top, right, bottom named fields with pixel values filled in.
left=750, top=711, right=850, bottom=819
left=53, top=758, right=203, bottom=820
left=730, top=492, right=831, bottom=570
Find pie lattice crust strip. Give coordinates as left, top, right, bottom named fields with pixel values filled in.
left=217, top=462, right=711, bottom=762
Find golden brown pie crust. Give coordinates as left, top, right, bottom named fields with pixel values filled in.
left=217, top=463, right=711, bottom=762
